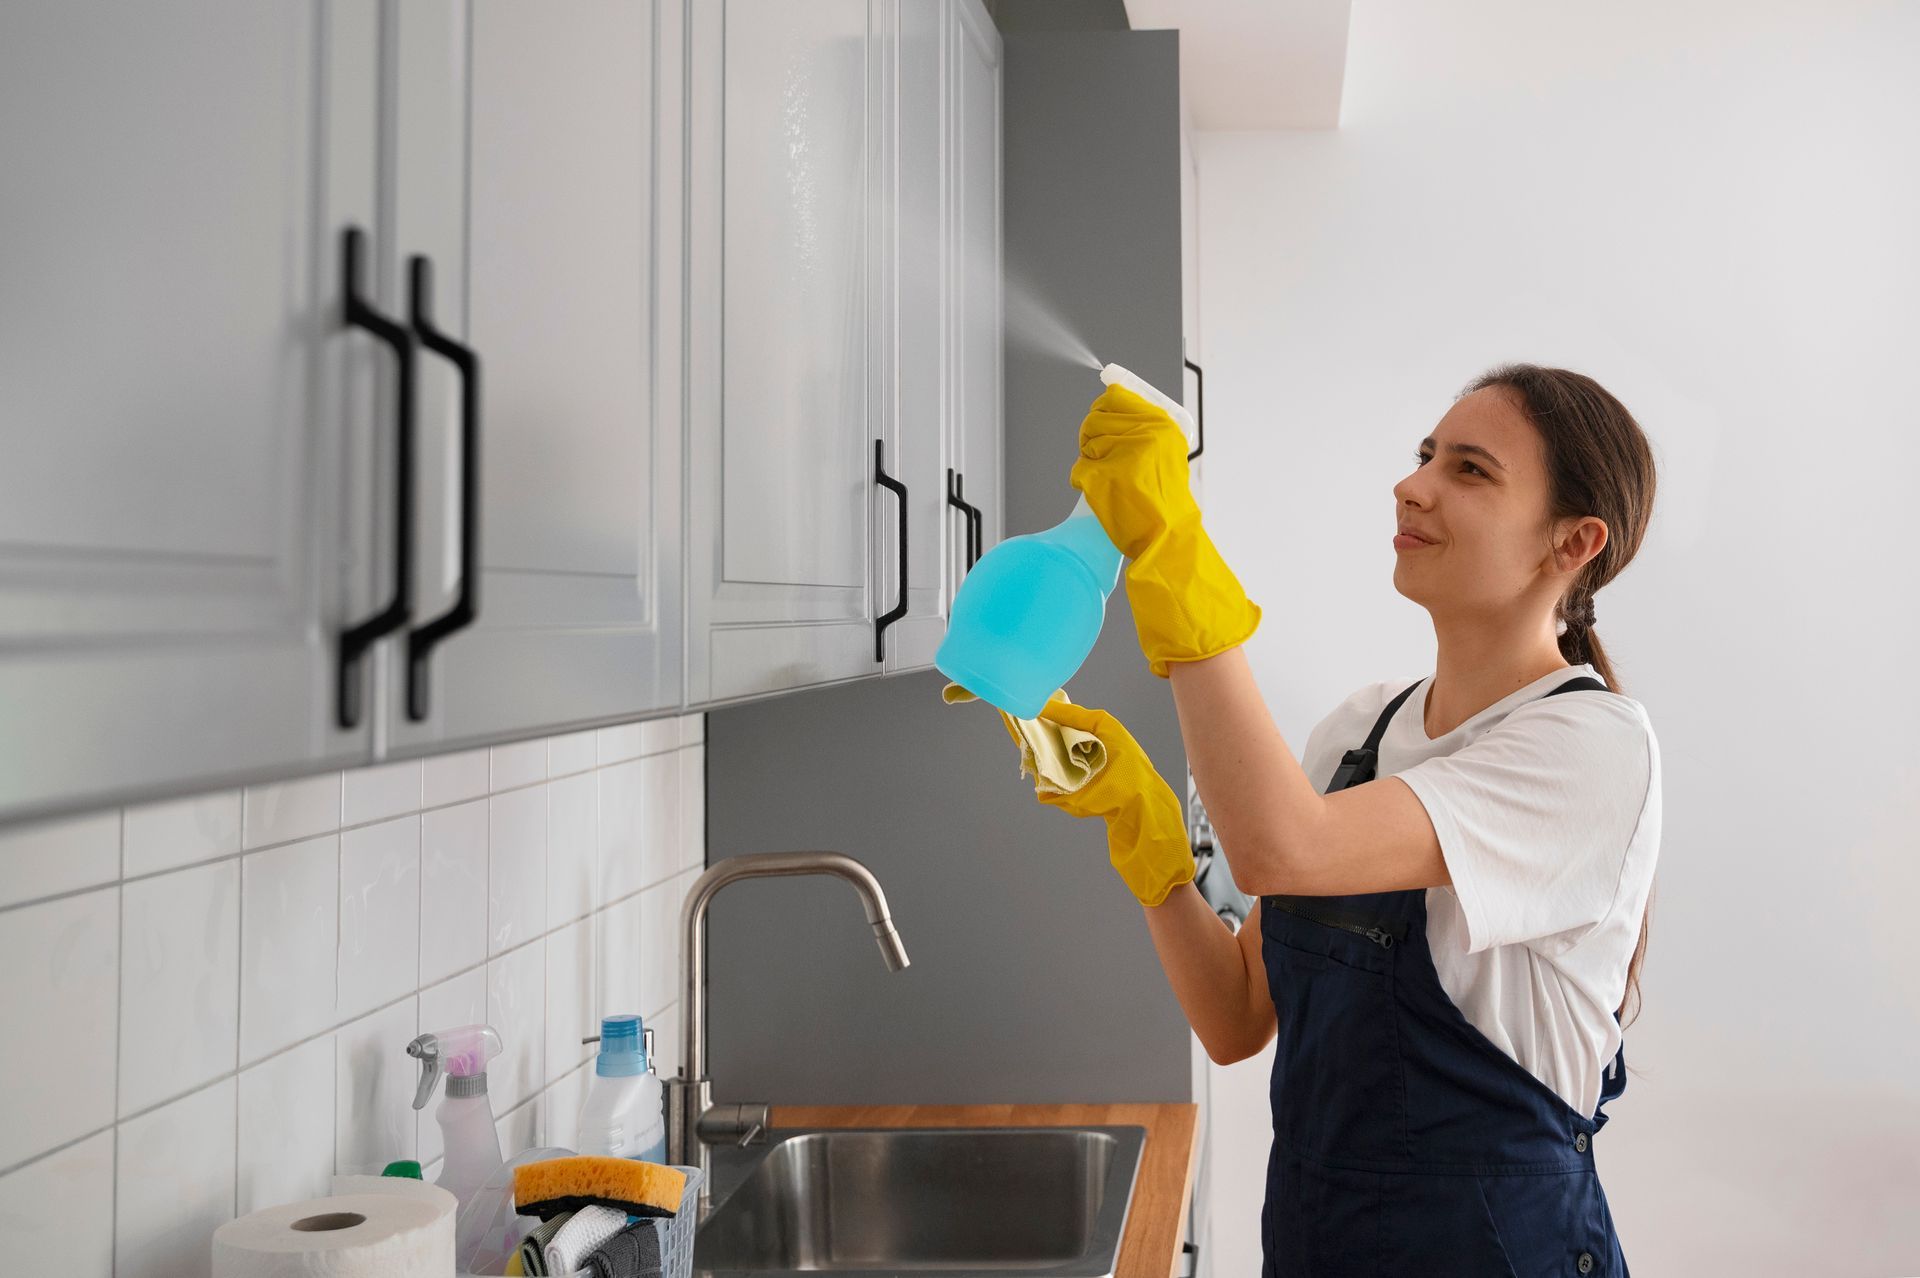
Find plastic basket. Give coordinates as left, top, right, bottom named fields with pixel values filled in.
left=458, top=1163, right=703, bottom=1278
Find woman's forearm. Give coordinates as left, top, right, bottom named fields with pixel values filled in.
left=1166, top=646, right=1323, bottom=895
left=1140, top=881, right=1268, bottom=1062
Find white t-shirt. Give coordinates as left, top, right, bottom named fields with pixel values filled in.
left=1295, top=662, right=1662, bottom=1119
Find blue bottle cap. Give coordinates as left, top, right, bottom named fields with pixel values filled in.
left=597, top=1014, right=646, bottom=1077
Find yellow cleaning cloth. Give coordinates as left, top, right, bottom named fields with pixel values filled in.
left=941, top=683, right=1108, bottom=795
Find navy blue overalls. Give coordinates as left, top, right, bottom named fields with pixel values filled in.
left=1259, top=675, right=1630, bottom=1277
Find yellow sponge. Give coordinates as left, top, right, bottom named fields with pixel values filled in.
left=513, top=1156, right=686, bottom=1222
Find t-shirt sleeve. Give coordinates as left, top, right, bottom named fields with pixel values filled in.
left=1393, top=692, right=1654, bottom=956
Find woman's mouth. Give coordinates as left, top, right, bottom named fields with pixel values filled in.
left=1393, top=531, right=1436, bottom=550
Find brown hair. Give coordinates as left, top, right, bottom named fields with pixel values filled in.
left=1460, top=363, right=1658, bottom=1030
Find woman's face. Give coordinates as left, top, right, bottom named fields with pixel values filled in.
left=1390, top=387, right=1599, bottom=622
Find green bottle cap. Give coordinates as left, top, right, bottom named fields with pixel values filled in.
left=380, top=1159, right=425, bottom=1180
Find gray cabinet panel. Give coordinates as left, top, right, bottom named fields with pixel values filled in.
left=953, top=0, right=1004, bottom=607
left=386, top=0, right=684, bottom=750
left=0, top=0, right=382, bottom=820
left=884, top=0, right=957, bottom=674
left=687, top=0, right=886, bottom=704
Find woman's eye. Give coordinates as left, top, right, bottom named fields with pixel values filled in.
left=1412, top=450, right=1485, bottom=477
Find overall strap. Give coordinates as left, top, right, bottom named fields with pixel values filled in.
left=1593, top=1009, right=1629, bottom=1131
left=1541, top=675, right=1611, bottom=698
left=1325, top=680, right=1425, bottom=792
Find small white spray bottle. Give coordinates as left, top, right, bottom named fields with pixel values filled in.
left=406, top=1023, right=505, bottom=1210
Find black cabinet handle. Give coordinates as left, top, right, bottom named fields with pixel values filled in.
left=337, top=225, right=416, bottom=730
left=403, top=253, right=482, bottom=722
left=1184, top=357, right=1205, bottom=462
left=874, top=439, right=908, bottom=661
left=946, top=468, right=982, bottom=570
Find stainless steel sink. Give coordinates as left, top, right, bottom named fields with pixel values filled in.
left=691, top=1125, right=1147, bottom=1276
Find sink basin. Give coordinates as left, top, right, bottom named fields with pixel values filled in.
left=691, top=1125, right=1147, bottom=1276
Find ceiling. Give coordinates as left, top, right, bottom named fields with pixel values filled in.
left=1122, top=0, right=1352, bottom=130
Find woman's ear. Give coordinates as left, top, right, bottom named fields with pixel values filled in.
left=1552, top=514, right=1608, bottom=576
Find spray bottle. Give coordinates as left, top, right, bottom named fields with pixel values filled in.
left=935, top=363, right=1197, bottom=718
left=406, top=1023, right=505, bottom=1210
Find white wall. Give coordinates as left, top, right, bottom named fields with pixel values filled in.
left=1192, top=2, right=1920, bottom=1274
left=0, top=715, right=705, bottom=1277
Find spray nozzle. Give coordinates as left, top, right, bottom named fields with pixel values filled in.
left=1098, top=362, right=1198, bottom=454
left=406, top=1023, right=503, bottom=1111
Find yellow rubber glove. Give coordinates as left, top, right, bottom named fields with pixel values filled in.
left=1020, top=697, right=1195, bottom=907
left=1068, top=383, right=1262, bottom=677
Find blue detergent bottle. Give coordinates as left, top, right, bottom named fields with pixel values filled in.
left=935, top=363, right=1195, bottom=719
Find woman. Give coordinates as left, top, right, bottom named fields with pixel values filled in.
left=1026, top=364, right=1661, bottom=1276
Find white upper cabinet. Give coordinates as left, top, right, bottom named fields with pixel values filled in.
left=0, top=0, right=384, bottom=820
left=884, top=0, right=958, bottom=673
left=950, top=0, right=1004, bottom=620
left=380, top=0, right=684, bottom=751
left=686, top=0, right=1003, bottom=700
left=0, top=0, right=999, bottom=821
left=686, top=0, right=889, bottom=704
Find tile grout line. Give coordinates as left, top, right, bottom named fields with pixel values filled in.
left=0, top=737, right=706, bottom=919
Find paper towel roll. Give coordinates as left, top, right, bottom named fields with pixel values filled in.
left=212, top=1190, right=455, bottom=1278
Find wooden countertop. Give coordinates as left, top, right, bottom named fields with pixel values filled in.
left=768, top=1102, right=1199, bottom=1278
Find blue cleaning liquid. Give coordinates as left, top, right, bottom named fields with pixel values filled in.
left=935, top=498, right=1123, bottom=719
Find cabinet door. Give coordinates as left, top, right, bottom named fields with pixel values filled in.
left=382, top=0, right=684, bottom=750
left=0, top=0, right=382, bottom=821
left=883, top=0, right=956, bottom=673
left=686, top=0, right=887, bottom=705
left=950, top=0, right=1004, bottom=613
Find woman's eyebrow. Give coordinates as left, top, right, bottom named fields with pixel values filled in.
left=1419, top=436, right=1507, bottom=473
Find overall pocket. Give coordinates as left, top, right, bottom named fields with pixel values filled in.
left=1261, top=910, right=1408, bottom=1164
left=1475, top=1169, right=1614, bottom=1277
left=1265, top=1146, right=1385, bottom=1277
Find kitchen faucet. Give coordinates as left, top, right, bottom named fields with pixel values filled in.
left=665, top=851, right=911, bottom=1215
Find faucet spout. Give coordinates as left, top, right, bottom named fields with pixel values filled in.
left=668, top=851, right=910, bottom=1212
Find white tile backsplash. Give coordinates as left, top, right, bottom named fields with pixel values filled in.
left=489, top=738, right=550, bottom=792
left=545, top=918, right=597, bottom=1084
left=0, top=713, right=703, bottom=1277
left=236, top=1034, right=335, bottom=1216
left=0, top=810, right=120, bottom=908
left=123, top=790, right=240, bottom=877
left=115, top=1077, right=236, bottom=1278
left=595, top=721, right=644, bottom=765
left=597, top=758, right=647, bottom=903
left=420, top=799, right=488, bottom=985
left=488, top=786, right=548, bottom=954
left=0, top=888, right=119, bottom=1168
left=639, top=750, right=682, bottom=891
left=336, top=816, right=421, bottom=1020
left=547, top=772, right=598, bottom=930
left=342, top=760, right=422, bottom=828
left=334, top=997, right=419, bottom=1176
left=239, top=835, right=338, bottom=1062
left=119, top=860, right=239, bottom=1115
left=0, top=1130, right=115, bottom=1274
left=242, top=773, right=341, bottom=850
left=422, top=748, right=490, bottom=808
left=486, top=939, right=548, bottom=1112
left=548, top=729, right=599, bottom=778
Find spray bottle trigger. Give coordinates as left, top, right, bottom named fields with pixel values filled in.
left=406, top=1033, right=443, bottom=1111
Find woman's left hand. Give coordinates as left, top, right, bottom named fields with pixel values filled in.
left=1070, top=384, right=1264, bottom=677
left=1021, top=696, right=1197, bottom=908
